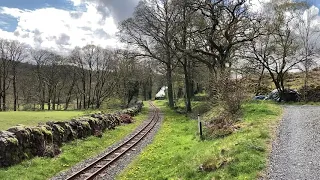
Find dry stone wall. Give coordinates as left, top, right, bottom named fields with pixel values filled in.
left=0, top=101, right=143, bottom=167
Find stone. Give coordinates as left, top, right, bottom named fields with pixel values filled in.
left=0, top=131, right=21, bottom=167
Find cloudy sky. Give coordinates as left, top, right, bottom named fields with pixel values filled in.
left=0, top=0, right=319, bottom=54
left=0, top=0, right=139, bottom=53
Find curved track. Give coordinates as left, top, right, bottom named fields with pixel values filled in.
left=66, top=102, right=160, bottom=180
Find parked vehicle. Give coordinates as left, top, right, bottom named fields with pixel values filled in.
left=266, top=89, right=300, bottom=102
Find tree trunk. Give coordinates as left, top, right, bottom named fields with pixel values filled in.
left=304, top=59, right=309, bottom=101
left=13, top=66, right=17, bottom=111
left=76, top=97, right=79, bottom=109
left=181, top=0, right=191, bottom=112
left=41, top=87, right=45, bottom=110
left=52, top=90, right=56, bottom=111
left=82, top=78, right=86, bottom=109
left=96, top=98, right=101, bottom=109
left=256, top=66, right=265, bottom=96
left=183, top=63, right=192, bottom=112
left=88, top=71, right=92, bottom=109
left=64, top=78, right=76, bottom=110
left=166, top=63, right=174, bottom=108
left=2, top=77, right=6, bottom=111
left=148, top=76, right=152, bottom=100
left=47, top=97, right=51, bottom=110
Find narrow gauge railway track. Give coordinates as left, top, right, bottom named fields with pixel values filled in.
left=66, top=102, right=160, bottom=180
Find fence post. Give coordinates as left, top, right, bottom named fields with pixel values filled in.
left=198, top=114, right=203, bottom=139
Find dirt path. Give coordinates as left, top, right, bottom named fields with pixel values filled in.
left=267, top=105, right=320, bottom=180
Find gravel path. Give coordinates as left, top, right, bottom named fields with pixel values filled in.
left=51, top=104, right=163, bottom=180
left=267, top=105, right=320, bottom=180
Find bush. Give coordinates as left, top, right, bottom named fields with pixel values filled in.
left=205, top=113, right=240, bottom=139
left=299, top=85, right=320, bottom=102
left=210, top=77, right=245, bottom=118
left=255, top=84, right=272, bottom=95
left=22, top=104, right=34, bottom=111
left=119, top=114, right=134, bottom=124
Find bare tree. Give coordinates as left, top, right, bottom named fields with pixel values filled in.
left=31, top=49, right=52, bottom=110
left=183, top=0, right=261, bottom=78
left=115, top=50, right=140, bottom=107
left=63, top=63, right=78, bottom=110
left=93, top=48, right=117, bottom=109
left=295, top=4, right=320, bottom=100
left=119, top=0, right=181, bottom=108
left=44, top=53, right=64, bottom=110
left=0, top=39, right=11, bottom=111
left=244, top=1, right=307, bottom=101
left=7, top=40, right=27, bottom=111
left=70, top=46, right=89, bottom=109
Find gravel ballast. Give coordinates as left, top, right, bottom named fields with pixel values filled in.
left=51, top=105, right=163, bottom=180
left=267, top=105, right=320, bottom=180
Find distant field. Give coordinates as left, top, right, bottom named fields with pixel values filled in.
left=0, top=111, right=86, bottom=130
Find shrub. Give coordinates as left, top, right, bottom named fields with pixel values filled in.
left=205, top=113, right=240, bottom=139
left=299, top=85, right=320, bottom=102
left=210, top=76, right=245, bottom=119
left=120, top=114, right=134, bottom=124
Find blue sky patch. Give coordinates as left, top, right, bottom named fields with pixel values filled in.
left=0, top=14, right=18, bottom=32
left=0, top=0, right=76, bottom=11
left=0, top=0, right=82, bottom=32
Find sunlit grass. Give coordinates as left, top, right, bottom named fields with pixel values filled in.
left=118, top=100, right=282, bottom=180
left=0, top=111, right=86, bottom=130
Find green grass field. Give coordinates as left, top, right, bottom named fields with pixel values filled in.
left=118, top=100, right=282, bottom=180
left=0, top=103, right=150, bottom=180
left=0, top=111, right=86, bottom=130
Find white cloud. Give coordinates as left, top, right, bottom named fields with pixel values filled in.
left=0, top=2, right=121, bottom=54
left=69, top=0, right=82, bottom=6
left=248, top=0, right=271, bottom=12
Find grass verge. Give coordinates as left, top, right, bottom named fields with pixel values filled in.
left=118, top=100, right=282, bottom=180
left=0, top=103, right=150, bottom=180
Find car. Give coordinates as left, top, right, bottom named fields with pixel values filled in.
left=266, top=89, right=300, bottom=102
left=253, top=95, right=267, bottom=100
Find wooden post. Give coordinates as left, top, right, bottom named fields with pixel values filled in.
left=198, top=114, right=203, bottom=139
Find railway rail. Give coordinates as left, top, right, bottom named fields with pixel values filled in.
left=66, top=101, right=160, bottom=180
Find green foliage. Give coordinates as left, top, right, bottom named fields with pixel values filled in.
left=0, top=104, right=149, bottom=180
left=118, top=100, right=282, bottom=180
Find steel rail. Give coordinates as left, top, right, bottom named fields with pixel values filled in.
left=66, top=101, right=160, bottom=180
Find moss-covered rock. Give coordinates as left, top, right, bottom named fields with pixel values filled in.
left=69, top=119, right=92, bottom=139
left=0, top=131, right=21, bottom=167
left=29, top=127, right=46, bottom=156
left=7, top=125, right=33, bottom=160
left=54, top=121, right=77, bottom=142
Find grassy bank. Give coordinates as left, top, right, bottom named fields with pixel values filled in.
left=0, top=103, right=150, bottom=180
left=118, top=100, right=282, bottom=180
left=0, top=111, right=86, bottom=130
left=0, top=98, right=125, bottom=130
